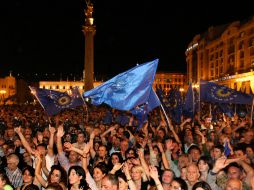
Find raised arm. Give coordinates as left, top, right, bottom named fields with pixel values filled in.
left=34, top=152, right=47, bottom=188
left=14, top=126, right=35, bottom=155
left=56, top=125, right=65, bottom=154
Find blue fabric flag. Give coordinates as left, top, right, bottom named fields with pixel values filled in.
left=224, top=142, right=231, bottom=157
left=84, top=59, right=159, bottom=111
left=183, top=83, right=195, bottom=118
left=200, top=80, right=254, bottom=104
left=30, top=86, right=84, bottom=116
left=131, top=89, right=161, bottom=130
left=218, top=103, right=234, bottom=117
left=168, top=88, right=183, bottom=124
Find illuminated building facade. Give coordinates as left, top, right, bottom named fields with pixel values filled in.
left=186, top=16, right=254, bottom=93
left=153, top=72, right=186, bottom=94
left=39, top=80, right=102, bottom=94
left=0, top=74, right=16, bottom=104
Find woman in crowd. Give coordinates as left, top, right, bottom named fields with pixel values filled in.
left=0, top=172, right=13, bottom=190
left=170, top=178, right=188, bottom=190
left=17, top=166, right=37, bottom=190
left=68, top=165, right=88, bottom=190
left=35, top=154, right=67, bottom=190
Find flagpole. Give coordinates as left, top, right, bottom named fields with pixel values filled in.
left=74, top=86, right=89, bottom=124
left=29, top=86, right=46, bottom=111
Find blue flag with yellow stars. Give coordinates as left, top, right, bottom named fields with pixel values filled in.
left=29, top=86, right=84, bottom=116
left=200, top=80, right=253, bottom=104
left=84, top=59, right=159, bottom=111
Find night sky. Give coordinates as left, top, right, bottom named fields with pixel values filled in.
left=0, top=0, right=253, bottom=81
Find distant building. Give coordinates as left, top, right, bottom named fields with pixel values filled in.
left=39, top=80, right=102, bottom=94
left=0, top=74, right=16, bottom=104
left=153, top=72, right=186, bottom=94
left=186, top=16, right=254, bottom=93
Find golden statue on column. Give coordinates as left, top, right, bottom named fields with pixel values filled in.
left=83, top=0, right=96, bottom=91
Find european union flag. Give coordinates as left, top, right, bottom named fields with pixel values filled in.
left=131, top=89, right=161, bottom=130
left=183, top=83, right=195, bottom=118
left=30, top=86, right=84, bottom=116
left=168, top=88, right=183, bottom=124
left=224, top=142, right=231, bottom=157
left=200, top=80, right=253, bottom=104
left=84, top=59, right=159, bottom=111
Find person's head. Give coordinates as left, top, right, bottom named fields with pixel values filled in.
left=131, top=165, right=143, bottom=181
left=246, top=145, right=254, bottom=158
left=98, top=145, right=108, bottom=158
left=93, top=162, right=109, bottom=182
left=234, top=146, right=245, bottom=158
left=77, top=132, right=85, bottom=144
left=157, top=128, right=166, bottom=139
left=68, top=166, right=88, bottom=189
left=226, top=163, right=243, bottom=180
left=178, top=154, right=190, bottom=169
left=49, top=165, right=67, bottom=186
left=36, top=143, right=47, bottom=156
left=120, top=140, right=129, bottom=153
left=46, top=183, right=63, bottom=190
left=125, top=148, right=137, bottom=159
left=7, top=153, right=19, bottom=171
left=24, top=184, right=39, bottom=190
left=110, top=152, right=123, bottom=166
left=243, top=130, right=253, bottom=144
left=192, top=181, right=212, bottom=190
left=180, top=167, right=187, bottom=180
left=170, top=177, right=188, bottom=190
left=186, top=164, right=200, bottom=184
left=0, top=172, right=12, bottom=189
left=23, top=151, right=32, bottom=164
left=22, top=166, right=35, bottom=184
left=197, top=156, right=213, bottom=173
left=102, top=174, right=119, bottom=190
left=68, top=150, right=79, bottom=164
left=213, top=144, right=224, bottom=160
left=162, top=169, right=174, bottom=184
left=188, top=145, right=201, bottom=163
left=225, top=178, right=242, bottom=190
left=117, top=173, right=128, bottom=190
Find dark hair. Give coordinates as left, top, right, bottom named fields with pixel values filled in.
left=22, top=165, right=35, bottom=177
left=36, top=143, right=47, bottom=150
left=68, top=166, right=88, bottom=190
left=94, top=162, right=109, bottom=175
left=192, top=181, right=212, bottom=190
left=24, top=184, right=40, bottom=190
left=108, top=152, right=124, bottom=170
left=46, top=183, right=63, bottom=190
left=116, top=172, right=127, bottom=182
left=48, top=165, right=67, bottom=187
left=125, top=147, right=138, bottom=158
left=0, top=172, right=12, bottom=187
left=225, top=162, right=243, bottom=174
left=172, top=177, right=188, bottom=190
left=214, top=144, right=224, bottom=153
left=187, top=145, right=201, bottom=155
left=197, top=156, right=213, bottom=170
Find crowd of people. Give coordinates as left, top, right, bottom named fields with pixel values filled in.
left=0, top=103, right=253, bottom=190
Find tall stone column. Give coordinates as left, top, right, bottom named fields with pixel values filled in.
left=83, top=3, right=96, bottom=91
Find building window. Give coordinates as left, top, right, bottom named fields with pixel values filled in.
left=248, top=37, right=254, bottom=47
left=238, top=41, right=244, bottom=50
left=210, top=70, right=214, bottom=77
left=240, top=51, right=244, bottom=58
left=220, top=50, right=223, bottom=57
left=250, top=47, right=254, bottom=56
left=240, top=32, right=245, bottom=38
left=240, top=60, right=244, bottom=68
